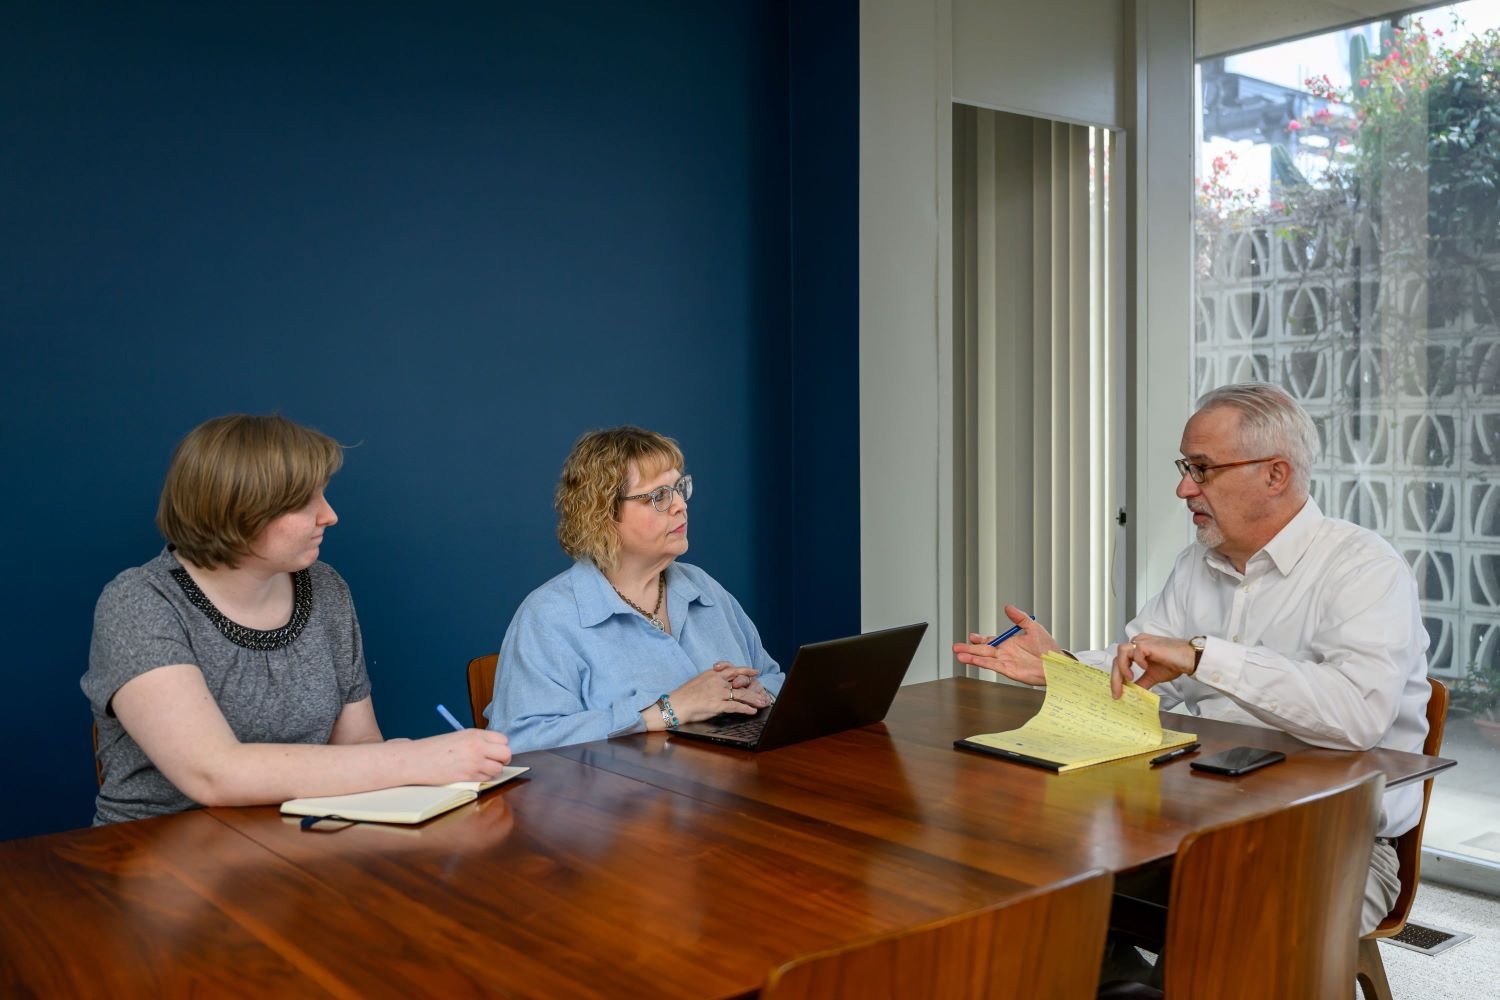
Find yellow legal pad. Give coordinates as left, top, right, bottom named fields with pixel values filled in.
left=955, top=652, right=1196, bottom=772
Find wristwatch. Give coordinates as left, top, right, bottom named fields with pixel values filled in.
left=1188, top=636, right=1207, bottom=673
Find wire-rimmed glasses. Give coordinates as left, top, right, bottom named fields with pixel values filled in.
left=620, top=475, right=693, bottom=512
left=1173, top=457, right=1276, bottom=484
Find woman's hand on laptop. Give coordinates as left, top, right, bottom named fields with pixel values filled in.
left=715, top=661, right=773, bottom=709
left=670, top=665, right=763, bottom=722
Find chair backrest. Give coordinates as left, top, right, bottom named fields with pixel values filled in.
left=1162, top=773, right=1384, bottom=1000
left=1379, top=676, right=1449, bottom=933
left=762, top=868, right=1113, bottom=1000
left=467, top=653, right=499, bottom=727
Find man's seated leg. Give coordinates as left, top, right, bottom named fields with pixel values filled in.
left=1363, top=838, right=1401, bottom=936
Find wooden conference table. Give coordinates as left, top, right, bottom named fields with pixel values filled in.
left=0, top=678, right=1454, bottom=998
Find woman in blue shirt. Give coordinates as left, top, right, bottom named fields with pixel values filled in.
left=488, top=426, right=783, bottom=753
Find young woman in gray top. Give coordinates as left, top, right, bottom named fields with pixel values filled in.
left=82, top=414, right=511, bottom=824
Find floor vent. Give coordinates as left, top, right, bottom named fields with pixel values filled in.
left=1384, top=921, right=1473, bottom=957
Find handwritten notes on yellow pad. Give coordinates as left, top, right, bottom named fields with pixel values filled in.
left=958, top=653, right=1196, bottom=772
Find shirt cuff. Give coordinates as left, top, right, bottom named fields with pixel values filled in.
left=1193, top=635, right=1246, bottom=689
left=1070, top=647, right=1109, bottom=670
left=608, top=700, right=650, bottom=737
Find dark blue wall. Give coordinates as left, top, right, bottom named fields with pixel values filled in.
left=3, top=1, right=858, bottom=841
left=789, top=0, right=860, bottom=648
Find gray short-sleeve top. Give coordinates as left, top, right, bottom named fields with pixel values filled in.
left=81, top=548, right=372, bottom=825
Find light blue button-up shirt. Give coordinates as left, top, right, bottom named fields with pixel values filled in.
left=487, top=560, right=782, bottom=753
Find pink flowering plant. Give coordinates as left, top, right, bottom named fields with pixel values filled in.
left=1297, top=17, right=1500, bottom=258
left=1197, top=150, right=1261, bottom=222
left=1197, top=16, right=1500, bottom=268
left=1194, top=150, right=1264, bottom=276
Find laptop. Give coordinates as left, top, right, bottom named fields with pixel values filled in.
left=670, top=622, right=928, bottom=751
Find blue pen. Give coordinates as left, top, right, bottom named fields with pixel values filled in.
left=436, top=703, right=466, bottom=731
left=987, top=614, right=1037, bottom=647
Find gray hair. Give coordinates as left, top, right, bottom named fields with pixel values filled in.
left=1195, top=382, right=1319, bottom=494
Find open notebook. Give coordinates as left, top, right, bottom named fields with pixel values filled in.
left=280, top=766, right=529, bottom=825
left=955, top=652, right=1196, bottom=772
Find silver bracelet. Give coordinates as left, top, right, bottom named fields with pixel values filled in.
left=656, top=694, right=680, bottom=729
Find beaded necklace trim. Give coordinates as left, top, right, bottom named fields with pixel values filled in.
left=170, top=567, right=313, bottom=650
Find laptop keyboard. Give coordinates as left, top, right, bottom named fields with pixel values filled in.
left=707, top=718, right=767, bottom=740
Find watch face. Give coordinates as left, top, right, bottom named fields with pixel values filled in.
left=1190, top=636, right=1207, bottom=651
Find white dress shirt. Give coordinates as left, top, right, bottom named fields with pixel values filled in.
left=1077, top=498, right=1431, bottom=837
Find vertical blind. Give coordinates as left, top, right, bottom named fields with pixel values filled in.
left=953, top=106, right=1124, bottom=661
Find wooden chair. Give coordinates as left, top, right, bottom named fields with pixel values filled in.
left=1100, top=772, right=1384, bottom=1000
left=466, top=653, right=499, bottom=727
left=762, top=867, right=1113, bottom=1000
left=1357, top=677, right=1450, bottom=1000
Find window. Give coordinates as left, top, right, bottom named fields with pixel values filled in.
left=1194, top=3, right=1500, bottom=890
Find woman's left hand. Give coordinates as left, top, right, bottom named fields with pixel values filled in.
left=713, top=661, right=773, bottom=710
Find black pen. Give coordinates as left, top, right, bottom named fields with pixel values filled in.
left=1149, top=742, right=1201, bottom=766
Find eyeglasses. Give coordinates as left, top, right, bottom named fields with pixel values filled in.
left=620, top=475, right=693, bottom=512
left=1174, top=457, right=1276, bottom=484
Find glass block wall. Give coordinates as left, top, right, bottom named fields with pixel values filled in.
left=1194, top=212, right=1500, bottom=676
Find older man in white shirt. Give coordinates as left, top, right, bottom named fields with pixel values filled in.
left=954, top=381, right=1430, bottom=937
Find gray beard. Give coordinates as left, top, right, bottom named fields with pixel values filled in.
left=1195, top=520, right=1224, bottom=548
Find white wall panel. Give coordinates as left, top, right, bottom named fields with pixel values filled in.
left=862, top=0, right=1196, bottom=677
left=953, top=0, right=1126, bottom=129
left=1196, top=0, right=1427, bottom=59
left=861, top=0, right=950, bottom=681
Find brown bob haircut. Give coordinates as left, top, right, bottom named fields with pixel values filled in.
left=156, top=414, right=344, bottom=569
left=556, top=426, right=685, bottom=573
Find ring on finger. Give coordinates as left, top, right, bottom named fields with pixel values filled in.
left=728, top=689, right=736, bottom=701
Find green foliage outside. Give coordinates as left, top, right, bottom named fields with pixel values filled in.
left=1198, top=16, right=1500, bottom=265
left=1453, top=657, right=1500, bottom=719
left=1300, top=18, right=1500, bottom=261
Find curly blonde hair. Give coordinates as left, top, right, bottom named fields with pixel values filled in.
left=556, top=427, right=685, bottom=573
left=157, top=414, right=344, bottom=569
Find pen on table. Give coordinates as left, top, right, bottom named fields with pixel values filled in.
left=1149, top=742, right=1201, bottom=766
left=987, top=614, right=1038, bottom=647
left=436, top=704, right=466, bottom=731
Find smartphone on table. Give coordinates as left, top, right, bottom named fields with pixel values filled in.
left=1189, top=746, right=1286, bottom=776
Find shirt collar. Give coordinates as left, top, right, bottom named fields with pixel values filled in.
left=571, top=560, right=712, bottom=629
left=1204, top=497, right=1324, bottom=578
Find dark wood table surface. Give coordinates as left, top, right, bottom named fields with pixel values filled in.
left=555, top=678, right=1455, bottom=885
left=0, top=678, right=1455, bottom=998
